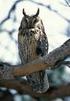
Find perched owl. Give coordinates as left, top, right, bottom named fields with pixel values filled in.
left=18, top=8, right=49, bottom=93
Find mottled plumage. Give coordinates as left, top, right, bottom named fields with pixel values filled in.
left=18, top=8, right=49, bottom=93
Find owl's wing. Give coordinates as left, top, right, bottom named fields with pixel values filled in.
left=36, top=32, right=48, bottom=56
left=18, top=33, right=27, bottom=64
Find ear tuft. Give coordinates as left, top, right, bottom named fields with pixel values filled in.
left=23, top=8, right=26, bottom=16
left=34, top=8, right=40, bottom=17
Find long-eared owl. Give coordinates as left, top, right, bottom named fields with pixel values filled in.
left=18, top=8, right=49, bottom=93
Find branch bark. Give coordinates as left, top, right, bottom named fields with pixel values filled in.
left=0, top=80, right=70, bottom=99
left=0, top=39, right=70, bottom=98
left=13, top=39, right=70, bottom=77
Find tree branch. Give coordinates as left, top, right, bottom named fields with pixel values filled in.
left=0, top=80, right=70, bottom=99
left=0, top=80, right=32, bottom=95
left=0, top=0, right=23, bottom=26
left=13, top=39, right=70, bottom=77
left=65, top=0, right=70, bottom=7
left=0, top=39, right=70, bottom=98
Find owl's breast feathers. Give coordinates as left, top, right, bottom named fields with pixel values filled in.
left=18, top=28, right=38, bottom=63
left=18, top=28, right=48, bottom=63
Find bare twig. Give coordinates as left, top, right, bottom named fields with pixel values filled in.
left=65, top=0, right=70, bottom=7
left=0, top=0, right=23, bottom=26
left=28, top=0, right=70, bottom=23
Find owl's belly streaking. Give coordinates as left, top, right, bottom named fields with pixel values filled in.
left=18, top=29, right=49, bottom=93
left=18, top=31, right=38, bottom=63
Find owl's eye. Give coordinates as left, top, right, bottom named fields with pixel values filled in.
left=25, top=18, right=28, bottom=23
left=33, top=18, right=38, bottom=24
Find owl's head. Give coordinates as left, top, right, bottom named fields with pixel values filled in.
left=20, top=8, right=41, bottom=29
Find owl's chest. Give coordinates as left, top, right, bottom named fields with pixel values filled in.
left=18, top=34, right=38, bottom=62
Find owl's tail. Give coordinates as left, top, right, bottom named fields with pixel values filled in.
left=27, top=70, right=49, bottom=93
